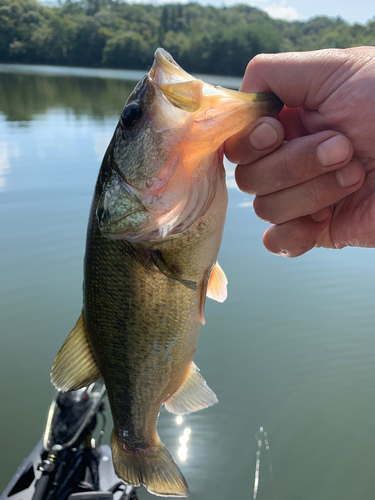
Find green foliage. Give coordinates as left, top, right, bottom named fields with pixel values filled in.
left=102, top=31, right=150, bottom=68
left=0, top=0, right=374, bottom=75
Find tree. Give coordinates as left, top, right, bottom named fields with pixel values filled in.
left=102, top=31, right=151, bottom=69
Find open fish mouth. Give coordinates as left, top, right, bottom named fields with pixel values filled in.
left=149, top=47, right=283, bottom=116
left=149, top=48, right=195, bottom=86
left=96, top=48, right=283, bottom=243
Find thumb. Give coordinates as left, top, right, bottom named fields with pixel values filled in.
left=240, top=49, right=353, bottom=109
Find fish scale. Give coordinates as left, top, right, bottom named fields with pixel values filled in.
left=85, top=181, right=213, bottom=443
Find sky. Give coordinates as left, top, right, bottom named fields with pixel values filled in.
left=145, top=0, right=374, bottom=24
left=248, top=0, right=374, bottom=23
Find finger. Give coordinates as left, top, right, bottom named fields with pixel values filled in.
left=278, top=107, right=309, bottom=140
left=240, top=49, right=352, bottom=109
left=236, top=132, right=353, bottom=196
left=300, top=106, right=372, bottom=141
left=263, top=209, right=333, bottom=257
left=253, top=160, right=365, bottom=224
left=225, top=117, right=284, bottom=165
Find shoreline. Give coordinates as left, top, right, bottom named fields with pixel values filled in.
left=0, top=63, right=243, bottom=89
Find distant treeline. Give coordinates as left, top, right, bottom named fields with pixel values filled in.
left=0, top=0, right=375, bottom=76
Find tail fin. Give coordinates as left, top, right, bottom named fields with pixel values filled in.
left=111, top=431, right=189, bottom=497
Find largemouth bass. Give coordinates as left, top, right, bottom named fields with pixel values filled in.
left=51, top=49, right=283, bottom=497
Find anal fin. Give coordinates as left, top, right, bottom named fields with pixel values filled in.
left=164, top=362, right=218, bottom=415
left=51, top=312, right=101, bottom=391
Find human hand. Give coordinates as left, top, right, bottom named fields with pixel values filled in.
left=225, top=46, right=375, bottom=257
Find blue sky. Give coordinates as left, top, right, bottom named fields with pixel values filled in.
left=147, top=0, right=374, bottom=24
left=246, top=0, right=374, bottom=23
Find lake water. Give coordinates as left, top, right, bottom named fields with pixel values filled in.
left=1, top=64, right=375, bottom=500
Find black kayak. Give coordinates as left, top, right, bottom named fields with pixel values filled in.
left=1, top=380, right=137, bottom=500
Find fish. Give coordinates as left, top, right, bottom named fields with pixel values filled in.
left=50, top=48, right=283, bottom=497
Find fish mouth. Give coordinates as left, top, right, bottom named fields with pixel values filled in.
left=147, top=48, right=283, bottom=178
left=143, top=48, right=283, bottom=241
left=100, top=49, right=283, bottom=243
left=149, top=47, right=283, bottom=116
left=149, top=48, right=194, bottom=86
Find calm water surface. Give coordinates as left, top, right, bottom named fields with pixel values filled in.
left=1, top=65, right=375, bottom=500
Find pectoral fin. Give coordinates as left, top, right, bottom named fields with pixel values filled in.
left=51, top=312, right=101, bottom=391
left=207, top=261, right=228, bottom=303
left=152, top=251, right=197, bottom=291
left=164, top=362, right=218, bottom=415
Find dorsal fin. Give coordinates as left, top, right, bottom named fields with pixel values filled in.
left=164, top=362, right=218, bottom=415
left=207, top=261, right=228, bottom=302
left=51, top=312, right=101, bottom=391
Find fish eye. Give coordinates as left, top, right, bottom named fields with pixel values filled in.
left=120, top=102, right=143, bottom=130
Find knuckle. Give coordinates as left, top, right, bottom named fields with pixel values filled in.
left=245, top=53, right=271, bottom=78
left=235, top=166, right=255, bottom=195
left=278, top=147, right=315, bottom=187
left=279, top=149, right=295, bottom=186
left=249, top=53, right=270, bottom=67
left=224, top=140, right=237, bottom=164
left=253, top=196, right=272, bottom=222
left=275, top=138, right=324, bottom=190
left=304, top=179, right=321, bottom=206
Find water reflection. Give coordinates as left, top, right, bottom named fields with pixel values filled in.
left=178, top=427, right=191, bottom=462
left=0, top=73, right=138, bottom=122
left=0, top=140, right=11, bottom=191
left=253, top=427, right=275, bottom=500
left=174, top=416, right=192, bottom=463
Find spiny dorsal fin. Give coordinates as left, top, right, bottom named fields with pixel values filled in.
left=207, top=261, right=228, bottom=303
left=152, top=251, right=197, bottom=291
left=164, top=362, right=218, bottom=415
left=51, top=312, right=101, bottom=391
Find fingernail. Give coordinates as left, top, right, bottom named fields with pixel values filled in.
left=311, top=207, right=331, bottom=222
left=249, top=122, right=278, bottom=150
left=316, top=136, right=351, bottom=166
left=336, top=162, right=362, bottom=188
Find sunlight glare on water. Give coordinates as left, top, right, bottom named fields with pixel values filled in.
left=177, top=428, right=192, bottom=462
